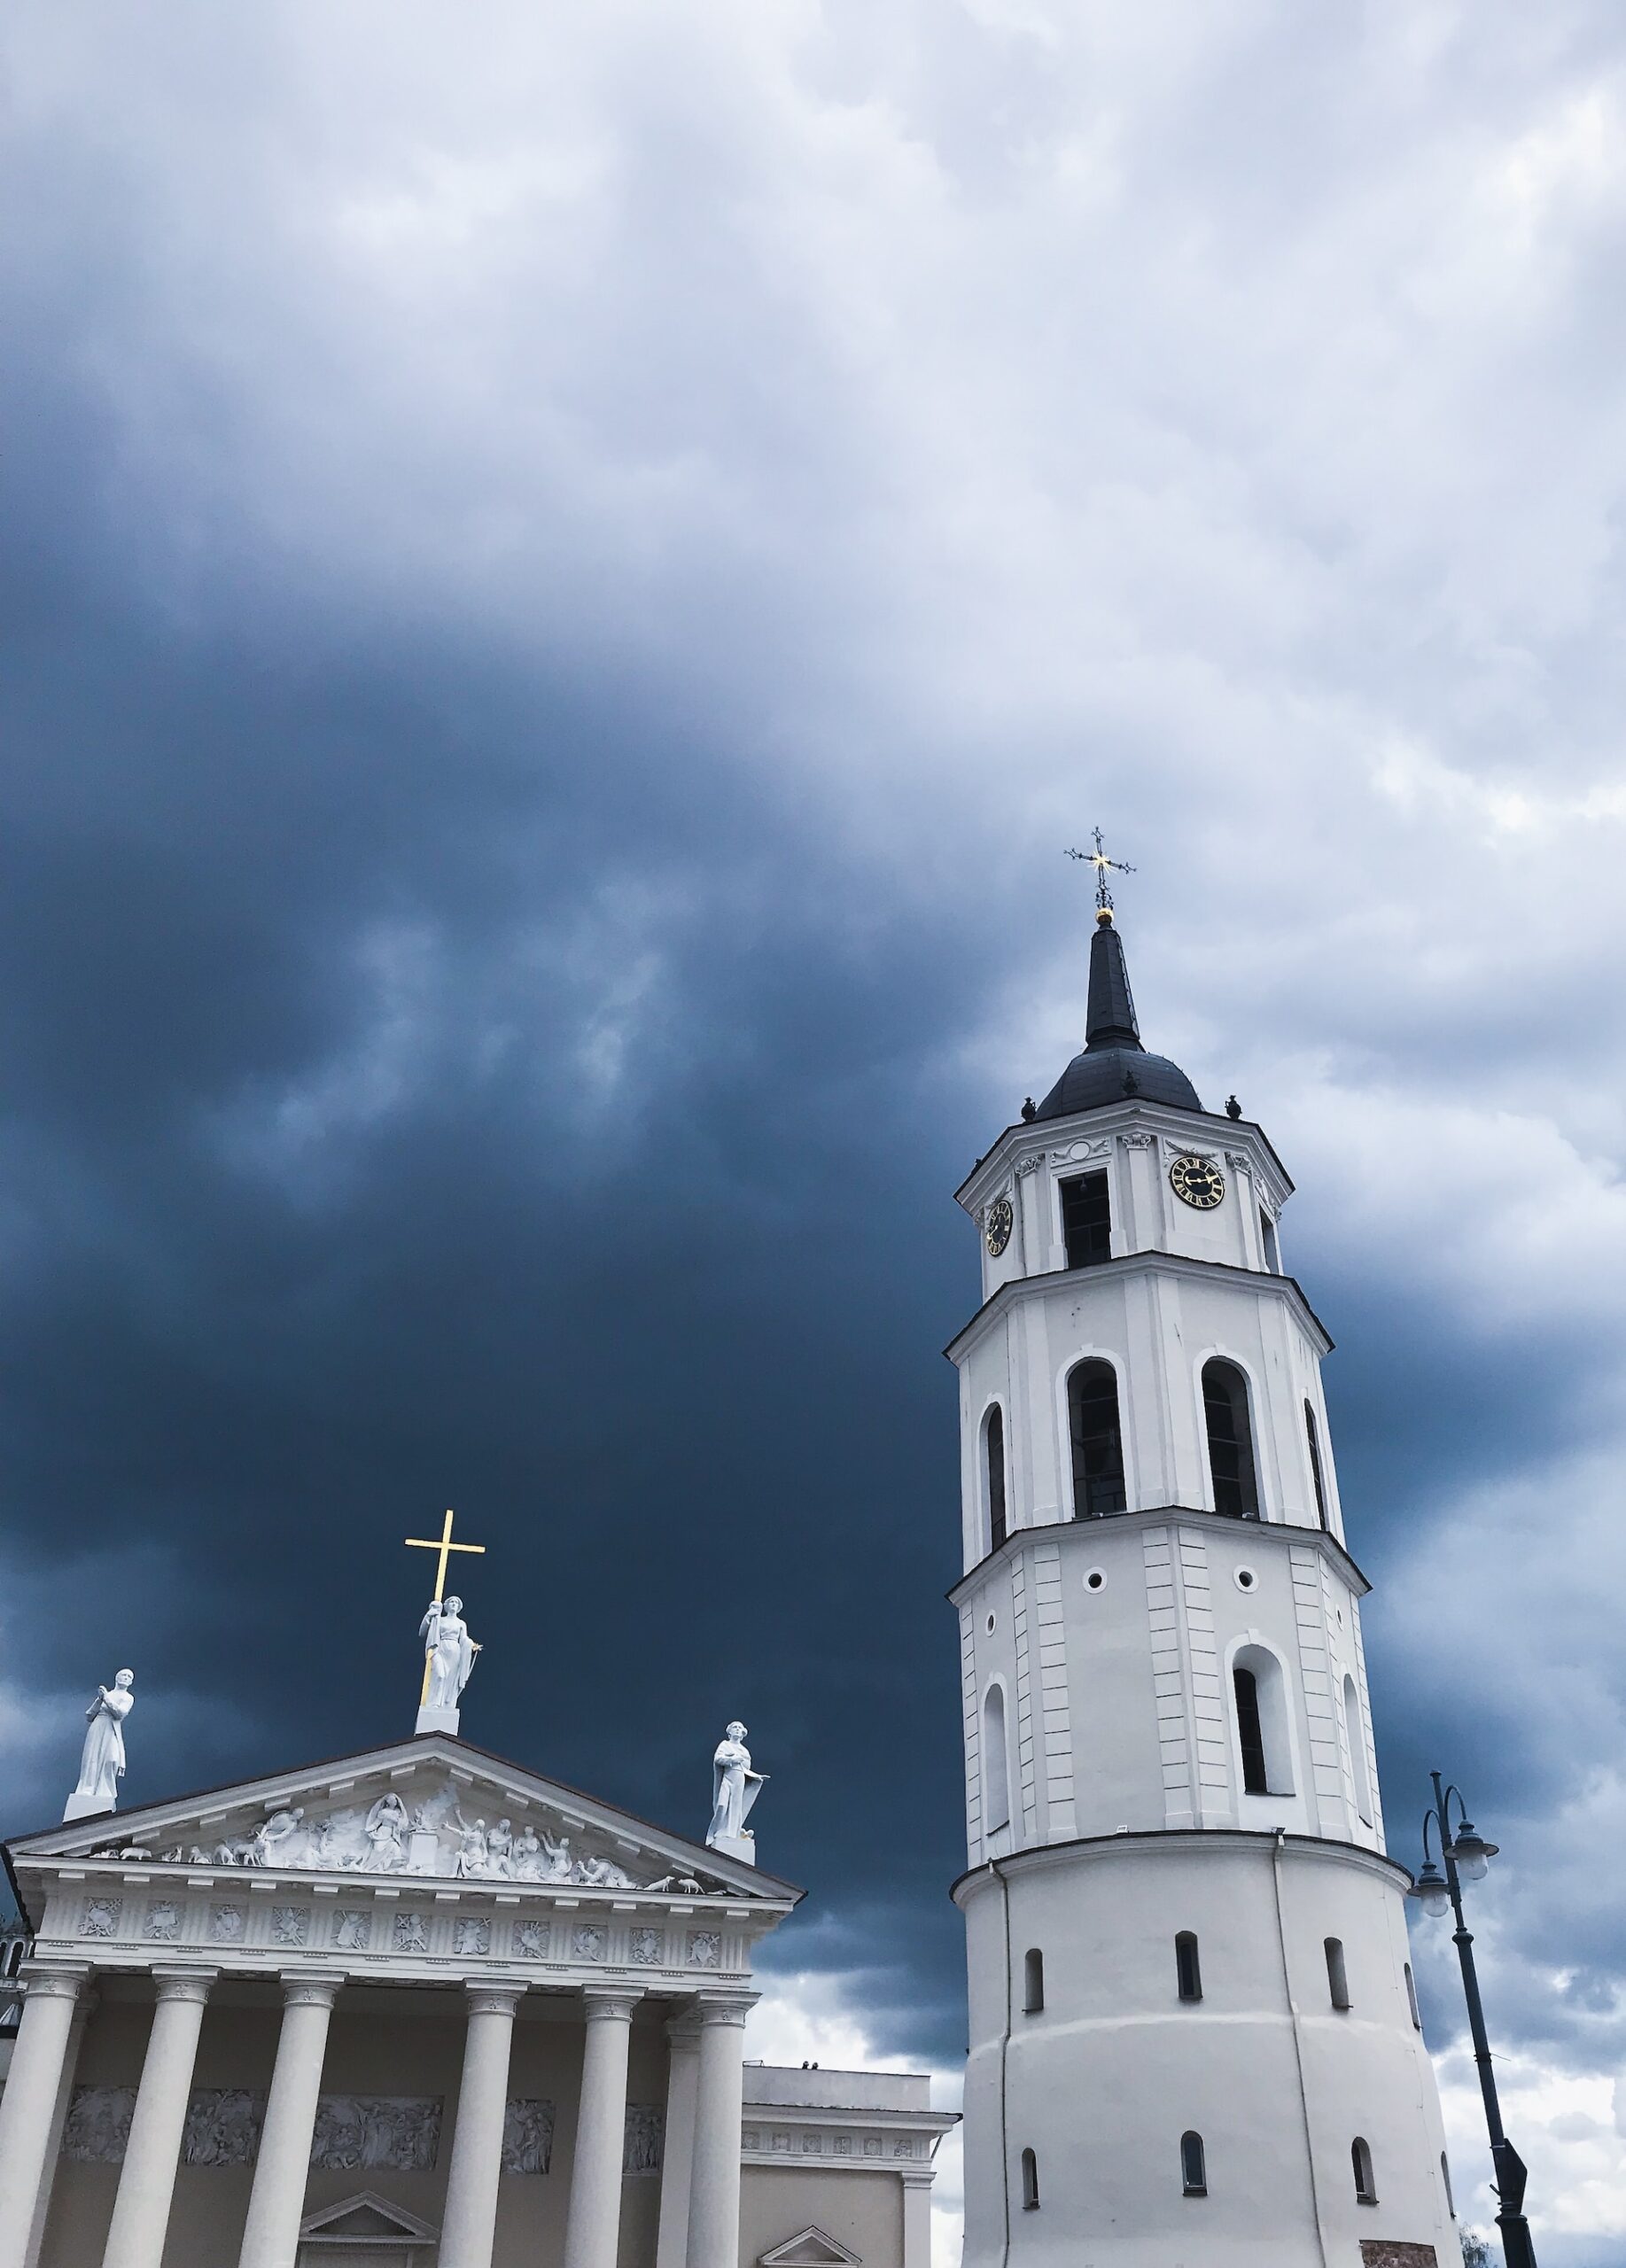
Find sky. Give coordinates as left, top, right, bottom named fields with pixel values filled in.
left=4, top=0, right=1626, bottom=2256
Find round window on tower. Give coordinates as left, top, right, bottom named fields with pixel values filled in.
left=1233, top=1565, right=1258, bottom=1594
left=985, top=1612, right=997, bottom=1635
left=1084, top=1568, right=1107, bottom=1593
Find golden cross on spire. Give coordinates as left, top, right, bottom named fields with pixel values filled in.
left=1065, top=826, right=1136, bottom=914
left=405, top=1508, right=486, bottom=1706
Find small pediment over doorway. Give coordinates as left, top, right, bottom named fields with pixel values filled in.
left=759, top=2228, right=864, bottom=2268
left=296, top=2190, right=437, bottom=2264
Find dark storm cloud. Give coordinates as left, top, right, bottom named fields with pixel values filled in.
left=7, top=0, right=1626, bottom=2239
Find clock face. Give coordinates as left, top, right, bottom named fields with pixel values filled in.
left=984, top=1197, right=1014, bottom=1257
left=1169, top=1153, right=1225, bottom=1210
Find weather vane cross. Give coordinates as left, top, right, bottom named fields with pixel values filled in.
left=405, top=1508, right=486, bottom=1708
left=1065, top=826, right=1136, bottom=913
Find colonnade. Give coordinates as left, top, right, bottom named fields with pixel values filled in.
left=0, top=1963, right=755, bottom=2268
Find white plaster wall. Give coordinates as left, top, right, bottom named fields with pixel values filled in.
left=956, top=1518, right=1378, bottom=1862
left=957, top=1839, right=1455, bottom=2267
left=955, top=1260, right=1337, bottom=1557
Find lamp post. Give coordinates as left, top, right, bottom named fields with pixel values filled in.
left=1409, top=1773, right=1536, bottom=2268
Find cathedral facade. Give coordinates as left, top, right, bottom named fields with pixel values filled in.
left=0, top=1736, right=950, bottom=2268
left=948, top=905, right=1456, bottom=2264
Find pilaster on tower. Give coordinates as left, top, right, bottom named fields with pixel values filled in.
left=948, top=900, right=1455, bottom=2263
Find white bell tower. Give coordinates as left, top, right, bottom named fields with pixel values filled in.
left=949, top=897, right=1458, bottom=2264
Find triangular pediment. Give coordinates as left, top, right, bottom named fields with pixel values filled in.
left=4, top=1734, right=795, bottom=1905
left=760, top=2230, right=863, bottom=2268
left=300, top=2191, right=438, bottom=2243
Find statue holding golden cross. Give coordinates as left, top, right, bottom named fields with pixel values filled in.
left=405, top=1508, right=486, bottom=1720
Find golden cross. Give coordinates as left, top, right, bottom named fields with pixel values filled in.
left=405, top=1509, right=486, bottom=1706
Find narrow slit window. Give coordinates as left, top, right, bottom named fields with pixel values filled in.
left=1404, top=1962, right=1422, bottom=2031
left=1023, top=1948, right=1045, bottom=2014
left=1060, top=1170, right=1112, bottom=1270
left=983, top=1686, right=1010, bottom=1836
left=1020, top=2148, right=1039, bottom=2210
left=1175, top=1931, right=1202, bottom=2002
left=1202, top=1359, right=1259, bottom=1518
left=1442, top=2152, right=1454, bottom=2216
left=985, top=1406, right=1007, bottom=1553
left=1304, top=1402, right=1329, bottom=1530
left=1180, top=2131, right=1207, bottom=2196
left=1325, top=1938, right=1350, bottom=2010
left=1068, top=1360, right=1127, bottom=1518
left=1233, top=1666, right=1268, bottom=1795
left=1352, top=2137, right=1377, bottom=2204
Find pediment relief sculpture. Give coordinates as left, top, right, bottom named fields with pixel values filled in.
left=74, top=1769, right=732, bottom=1895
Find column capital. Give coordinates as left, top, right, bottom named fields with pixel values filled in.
left=691, top=1990, right=757, bottom=2028
left=279, top=1971, right=344, bottom=2008
left=899, top=2170, right=936, bottom=2190
left=664, top=2011, right=704, bottom=2050
left=463, top=1982, right=526, bottom=2017
left=17, top=1964, right=90, bottom=2003
left=151, top=1968, right=218, bottom=2005
left=580, top=1985, right=643, bottom=2023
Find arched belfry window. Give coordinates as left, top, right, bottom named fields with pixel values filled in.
left=1202, top=1360, right=1259, bottom=1518
left=1343, top=1674, right=1373, bottom=1827
left=1068, top=1360, right=1126, bottom=1518
left=983, top=1685, right=1011, bottom=1837
left=1304, top=1401, right=1329, bottom=1530
left=1232, top=1645, right=1294, bottom=1797
left=985, top=1406, right=1008, bottom=1553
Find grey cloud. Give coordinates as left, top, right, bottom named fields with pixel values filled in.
left=6, top=0, right=1626, bottom=2242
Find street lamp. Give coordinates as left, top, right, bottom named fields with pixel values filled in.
left=1409, top=1772, right=1534, bottom=2268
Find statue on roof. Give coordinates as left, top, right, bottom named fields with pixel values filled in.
left=706, top=1720, right=766, bottom=1865
left=65, top=1670, right=135, bottom=1822
left=416, top=1596, right=480, bottom=1732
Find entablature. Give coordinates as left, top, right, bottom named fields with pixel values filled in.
left=946, top=1501, right=1370, bottom=1608
left=955, top=1100, right=1293, bottom=1221
left=942, top=1247, right=1334, bottom=1369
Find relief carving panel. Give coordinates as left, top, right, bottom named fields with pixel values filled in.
left=308, top=2095, right=442, bottom=2171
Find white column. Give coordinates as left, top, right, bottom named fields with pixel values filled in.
left=561, top=1987, right=643, bottom=2268
left=100, top=1968, right=216, bottom=2268
left=684, top=1993, right=756, bottom=2268
left=436, top=1983, right=526, bottom=2268
left=0, top=1967, right=90, bottom=2268
left=654, top=2016, right=700, bottom=2268
left=236, top=1973, right=342, bottom=2268
left=23, top=1984, right=97, bottom=2268
left=900, top=2171, right=934, bottom=2268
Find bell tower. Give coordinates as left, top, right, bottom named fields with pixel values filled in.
left=949, top=894, right=1458, bottom=2263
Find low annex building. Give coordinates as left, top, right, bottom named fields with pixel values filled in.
left=0, top=1735, right=952, bottom=2268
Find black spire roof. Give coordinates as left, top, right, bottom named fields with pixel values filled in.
left=1031, top=911, right=1202, bottom=1122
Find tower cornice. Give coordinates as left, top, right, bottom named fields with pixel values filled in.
left=945, top=1498, right=1370, bottom=1608
left=955, top=1100, right=1293, bottom=1218
left=942, top=1247, right=1334, bottom=1367
left=947, top=1827, right=1414, bottom=1911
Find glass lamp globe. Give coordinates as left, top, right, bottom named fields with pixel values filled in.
left=1411, top=1860, right=1451, bottom=1918
left=1449, top=1821, right=1498, bottom=1884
